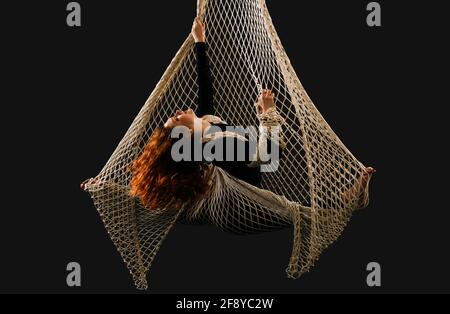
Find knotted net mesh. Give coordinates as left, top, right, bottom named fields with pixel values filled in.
left=83, top=0, right=372, bottom=289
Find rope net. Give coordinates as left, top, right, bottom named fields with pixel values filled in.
left=84, top=0, right=372, bottom=290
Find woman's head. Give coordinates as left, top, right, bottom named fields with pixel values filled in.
left=164, top=108, right=197, bottom=130
left=129, top=127, right=212, bottom=211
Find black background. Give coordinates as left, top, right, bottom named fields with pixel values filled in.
left=1, top=0, right=448, bottom=293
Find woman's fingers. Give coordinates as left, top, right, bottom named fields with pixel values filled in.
left=195, top=16, right=204, bottom=26
left=261, top=89, right=275, bottom=99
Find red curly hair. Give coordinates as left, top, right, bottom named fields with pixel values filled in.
left=129, top=127, right=212, bottom=211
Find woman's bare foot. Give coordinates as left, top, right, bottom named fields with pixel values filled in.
left=80, top=178, right=96, bottom=191
left=342, top=167, right=376, bottom=208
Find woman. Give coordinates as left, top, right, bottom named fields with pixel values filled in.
left=128, top=17, right=286, bottom=211
left=83, top=17, right=375, bottom=212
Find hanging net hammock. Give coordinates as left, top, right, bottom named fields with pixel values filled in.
left=83, top=0, right=373, bottom=290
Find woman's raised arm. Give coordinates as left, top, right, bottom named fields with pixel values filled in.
left=192, top=17, right=215, bottom=117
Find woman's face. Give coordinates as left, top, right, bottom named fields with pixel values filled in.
left=164, top=109, right=197, bottom=130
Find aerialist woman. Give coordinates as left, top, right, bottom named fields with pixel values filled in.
left=81, top=17, right=375, bottom=212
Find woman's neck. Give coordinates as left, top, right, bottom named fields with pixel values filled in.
left=192, top=117, right=211, bottom=135
left=201, top=119, right=212, bottom=133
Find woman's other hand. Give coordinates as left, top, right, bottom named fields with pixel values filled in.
left=256, top=89, right=276, bottom=114
left=192, top=17, right=206, bottom=43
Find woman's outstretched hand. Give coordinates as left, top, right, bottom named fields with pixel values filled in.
left=256, top=89, right=276, bottom=114
left=192, top=17, right=206, bottom=43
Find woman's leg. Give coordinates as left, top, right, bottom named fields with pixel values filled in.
left=220, top=163, right=262, bottom=188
